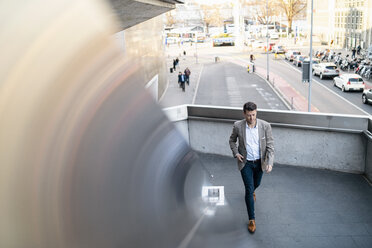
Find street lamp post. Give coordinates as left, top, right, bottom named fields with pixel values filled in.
left=308, top=0, right=314, bottom=112
left=266, top=0, right=269, bottom=81
left=195, top=33, right=198, bottom=64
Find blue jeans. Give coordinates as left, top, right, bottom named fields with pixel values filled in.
left=240, top=160, right=263, bottom=220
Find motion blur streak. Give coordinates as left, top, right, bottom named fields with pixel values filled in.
left=0, top=1, right=249, bottom=247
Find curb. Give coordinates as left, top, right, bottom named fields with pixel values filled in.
left=254, top=70, right=293, bottom=111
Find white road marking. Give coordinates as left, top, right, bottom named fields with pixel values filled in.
left=226, top=76, right=243, bottom=106
left=228, top=55, right=292, bottom=110
left=192, top=64, right=204, bottom=105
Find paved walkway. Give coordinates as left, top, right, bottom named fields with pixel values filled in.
left=198, top=153, right=372, bottom=248
left=159, top=49, right=203, bottom=108
left=159, top=44, right=293, bottom=110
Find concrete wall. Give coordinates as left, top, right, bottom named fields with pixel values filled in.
left=271, top=127, right=365, bottom=173
left=188, top=119, right=365, bottom=173
left=163, top=105, right=189, bottom=144
left=113, top=15, right=168, bottom=101
left=163, top=105, right=372, bottom=179
left=189, top=119, right=233, bottom=157
left=365, top=131, right=372, bottom=182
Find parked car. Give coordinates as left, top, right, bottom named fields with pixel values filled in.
left=293, top=55, right=309, bottom=67
left=272, top=45, right=285, bottom=54
left=303, top=57, right=321, bottom=65
left=312, top=62, right=340, bottom=79
left=333, top=74, right=365, bottom=92
left=285, top=50, right=301, bottom=61
left=252, top=40, right=264, bottom=49
left=301, top=57, right=320, bottom=68
left=362, top=88, right=372, bottom=104
left=244, top=38, right=256, bottom=46
left=269, top=33, right=279, bottom=39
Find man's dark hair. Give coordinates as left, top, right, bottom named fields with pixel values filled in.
left=243, top=102, right=257, bottom=112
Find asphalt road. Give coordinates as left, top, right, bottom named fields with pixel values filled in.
left=166, top=43, right=372, bottom=116
left=253, top=53, right=372, bottom=116
left=193, top=60, right=287, bottom=110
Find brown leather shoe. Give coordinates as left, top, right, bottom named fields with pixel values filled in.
left=253, top=192, right=256, bottom=202
left=248, top=220, right=256, bottom=233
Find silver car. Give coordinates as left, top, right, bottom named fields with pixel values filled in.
left=362, top=88, right=372, bottom=104
left=333, top=74, right=365, bottom=92
left=312, top=63, right=340, bottom=79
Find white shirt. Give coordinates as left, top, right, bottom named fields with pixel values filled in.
left=245, top=123, right=260, bottom=160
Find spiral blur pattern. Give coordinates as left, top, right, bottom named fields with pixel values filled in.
left=0, top=1, right=247, bottom=247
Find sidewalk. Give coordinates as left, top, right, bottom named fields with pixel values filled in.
left=199, top=152, right=372, bottom=248
left=159, top=46, right=204, bottom=108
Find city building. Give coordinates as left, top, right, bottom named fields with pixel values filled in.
left=308, top=0, right=372, bottom=49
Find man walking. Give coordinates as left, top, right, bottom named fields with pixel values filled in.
left=178, top=72, right=186, bottom=92
left=184, top=67, right=191, bottom=85
left=229, top=102, right=274, bottom=233
left=352, top=47, right=356, bottom=58
left=173, top=59, right=176, bottom=70
left=357, top=45, right=361, bottom=55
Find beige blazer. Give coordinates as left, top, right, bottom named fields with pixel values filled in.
left=229, top=118, right=274, bottom=171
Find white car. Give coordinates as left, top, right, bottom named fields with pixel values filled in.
left=272, top=45, right=285, bottom=54
left=285, top=50, right=301, bottom=61
left=312, top=63, right=340, bottom=79
left=333, top=74, right=365, bottom=92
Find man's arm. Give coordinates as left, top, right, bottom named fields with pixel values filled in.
left=229, top=124, right=244, bottom=163
left=265, top=123, right=275, bottom=166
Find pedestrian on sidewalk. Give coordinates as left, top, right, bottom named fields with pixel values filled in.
left=250, top=54, right=255, bottom=62
left=352, top=47, right=356, bottom=58
left=178, top=72, right=186, bottom=92
left=183, top=50, right=186, bottom=56
left=357, top=45, right=361, bottom=55
left=184, top=67, right=191, bottom=85
left=173, top=59, right=176, bottom=70
left=229, top=102, right=274, bottom=234
left=175, top=57, right=179, bottom=68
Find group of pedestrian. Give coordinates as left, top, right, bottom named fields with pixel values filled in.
left=177, top=67, right=191, bottom=92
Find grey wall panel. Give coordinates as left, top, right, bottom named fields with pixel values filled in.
left=187, top=105, right=369, bottom=131
left=123, top=15, right=167, bottom=99
left=365, top=133, right=372, bottom=182
left=173, top=120, right=190, bottom=145
left=189, top=120, right=234, bottom=157
left=273, top=127, right=365, bottom=173
left=188, top=119, right=366, bottom=173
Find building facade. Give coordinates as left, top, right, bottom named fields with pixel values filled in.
left=308, top=0, right=372, bottom=49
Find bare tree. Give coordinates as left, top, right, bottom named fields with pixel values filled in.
left=277, top=0, right=306, bottom=33
left=200, top=4, right=224, bottom=34
left=164, top=11, right=176, bottom=27
left=243, top=0, right=306, bottom=33
left=243, top=0, right=279, bottom=25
